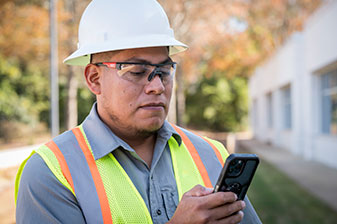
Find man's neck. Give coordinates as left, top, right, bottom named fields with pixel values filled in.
left=109, top=125, right=157, bottom=168
left=96, top=106, right=159, bottom=167
left=127, top=134, right=157, bottom=168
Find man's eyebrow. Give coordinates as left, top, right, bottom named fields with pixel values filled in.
left=124, top=57, right=173, bottom=64
left=159, top=58, right=173, bottom=64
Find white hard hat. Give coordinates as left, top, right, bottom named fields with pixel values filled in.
left=64, top=0, right=188, bottom=66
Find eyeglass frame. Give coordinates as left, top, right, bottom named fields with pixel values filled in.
left=93, top=61, right=177, bottom=85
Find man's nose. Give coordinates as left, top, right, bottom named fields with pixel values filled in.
left=147, top=67, right=163, bottom=82
left=144, top=73, right=165, bottom=94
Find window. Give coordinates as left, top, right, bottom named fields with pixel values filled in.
left=267, top=93, right=273, bottom=128
left=321, top=69, right=337, bottom=135
left=282, top=86, right=292, bottom=130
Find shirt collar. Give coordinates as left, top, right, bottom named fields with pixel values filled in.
left=81, top=103, right=182, bottom=160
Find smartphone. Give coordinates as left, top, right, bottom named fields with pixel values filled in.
left=213, top=153, right=259, bottom=200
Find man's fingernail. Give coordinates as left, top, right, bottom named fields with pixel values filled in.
left=234, top=194, right=238, bottom=201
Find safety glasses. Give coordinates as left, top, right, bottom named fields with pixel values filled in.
left=94, top=61, right=177, bottom=85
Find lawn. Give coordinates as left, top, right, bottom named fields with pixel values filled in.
left=247, top=160, right=337, bottom=224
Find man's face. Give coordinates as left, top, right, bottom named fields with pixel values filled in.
left=94, top=47, right=173, bottom=135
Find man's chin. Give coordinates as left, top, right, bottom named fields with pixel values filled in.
left=140, top=118, right=165, bottom=132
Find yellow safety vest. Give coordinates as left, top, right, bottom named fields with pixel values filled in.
left=15, top=124, right=228, bottom=223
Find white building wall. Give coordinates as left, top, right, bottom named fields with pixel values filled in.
left=249, top=0, right=337, bottom=169
left=305, top=0, right=337, bottom=72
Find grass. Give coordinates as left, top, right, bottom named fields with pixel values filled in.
left=247, top=160, right=337, bottom=224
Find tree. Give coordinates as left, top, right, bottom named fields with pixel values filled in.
left=186, top=74, right=248, bottom=132
left=0, top=0, right=93, bottom=141
left=59, top=0, right=90, bottom=130
left=159, top=0, right=321, bottom=130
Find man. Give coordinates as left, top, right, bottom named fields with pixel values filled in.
left=15, top=0, right=261, bottom=223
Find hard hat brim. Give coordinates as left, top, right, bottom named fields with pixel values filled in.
left=64, top=35, right=188, bottom=66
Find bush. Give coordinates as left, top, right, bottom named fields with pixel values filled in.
left=185, top=75, right=248, bottom=132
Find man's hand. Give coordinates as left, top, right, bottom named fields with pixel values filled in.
left=168, top=185, right=245, bottom=224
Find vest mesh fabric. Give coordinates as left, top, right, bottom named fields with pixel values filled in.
left=15, top=151, right=35, bottom=203
left=79, top=125, right=152, bottom=223
left=95, top=154, right=152, bottom=223
left=168, top=137, right=204, bottom=199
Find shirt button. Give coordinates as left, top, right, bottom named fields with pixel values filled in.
left=156, top=209, right=162, bottom=215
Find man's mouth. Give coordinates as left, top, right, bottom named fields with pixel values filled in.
left=139, top=102, right=165, bottom=110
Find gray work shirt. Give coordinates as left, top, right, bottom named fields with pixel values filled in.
left=16, top=104, right=261, bottom=224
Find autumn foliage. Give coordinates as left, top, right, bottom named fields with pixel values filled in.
left=0, top=0, right=322, bottom=138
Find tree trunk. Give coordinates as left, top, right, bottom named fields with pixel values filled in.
left=176, top=70, right=185, bottom=126
left=167, top=76, right=177, bottom=124
left=63, top=0, right=83, bottom=130
left=66, top=66, right=78, bottom=129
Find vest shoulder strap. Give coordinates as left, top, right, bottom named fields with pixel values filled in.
left=36, top=143, right=76, bottom=195
left=170, top=124, right=213, bottom=188
left=202, top=136, right=228, bottom=166
left=15, top=143, right=76, bottom=204
left=73, top=125, right=152, bottom=224
left=72, top=126, right=113, bottom=224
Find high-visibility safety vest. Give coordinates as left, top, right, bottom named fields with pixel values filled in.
left=15, top=124, right=228, bottom=224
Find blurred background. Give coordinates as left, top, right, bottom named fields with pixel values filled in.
left=1, top=0, right=337, bottom=223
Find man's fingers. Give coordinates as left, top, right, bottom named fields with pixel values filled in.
left=200, top=191, right=238, bottom=209
left=184, top=185, right=213, bottom=197
left=215, top=211, right=244, bottom=224
left=170, top=185, right=246, bottom=224
left=210, top=200, right=246, bottom=220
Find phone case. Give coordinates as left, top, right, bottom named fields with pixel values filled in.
left=214, top=154, right=259, bottom=200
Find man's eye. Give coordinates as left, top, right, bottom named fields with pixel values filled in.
left=130, top=71, right=146, bottom=76
left=161, top=71, right=170, bottom=76
left=157, top=70, right=170, bottom=77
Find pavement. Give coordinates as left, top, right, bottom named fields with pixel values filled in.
left=238, top=139, right=337, bottom=212
left=0, top=144, right=41, bottom=169
left=0, top=144, right=42, bottom=224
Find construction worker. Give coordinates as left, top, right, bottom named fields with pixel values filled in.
left=15, top=0, right=261, bottom=223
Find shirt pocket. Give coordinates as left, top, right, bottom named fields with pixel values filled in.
left=161, top=191, right=178, bottom=220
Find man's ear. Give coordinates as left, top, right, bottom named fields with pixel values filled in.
left=84, top=64, right=102, bottom=95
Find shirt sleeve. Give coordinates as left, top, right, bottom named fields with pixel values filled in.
left=242, top=196, right=262, bottom=224
left=16, top=153, right=86, bottom=224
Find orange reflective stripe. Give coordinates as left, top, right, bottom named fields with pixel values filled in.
left=72, top=127, right=113, bottom=224
left=199, top=136, right=224, bottom=166
left=45, top=141, right=75, bottom=193
left=172, top=125, right=213, bottom=188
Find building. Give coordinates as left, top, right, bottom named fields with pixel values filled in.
left=249, top=0, right=337, bottom=169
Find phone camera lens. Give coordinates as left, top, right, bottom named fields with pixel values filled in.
left=228, top=159, right=244, bottom=176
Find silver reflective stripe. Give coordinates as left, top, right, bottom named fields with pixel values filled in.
left=176, top=127, right=225, bottom=186
left=53, top=130, right=104, bottom=224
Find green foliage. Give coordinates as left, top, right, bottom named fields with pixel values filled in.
left=0, top=51, right=95, bottom=139
left=0, top=54, right=49, bottom=125
left=185, top=74, right=248, bottom=132
left=0, top=54, right=50, bottom=140
left=77, top=87, right=96, bottom=124
left=58, top=83, right=95, bottom=131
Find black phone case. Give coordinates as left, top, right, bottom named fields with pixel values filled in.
left=214, top=154, right=259, bottom=200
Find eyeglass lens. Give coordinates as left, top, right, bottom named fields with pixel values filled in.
left=117, top=63, right=175, bottom=85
